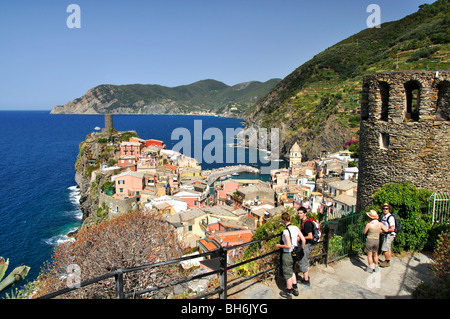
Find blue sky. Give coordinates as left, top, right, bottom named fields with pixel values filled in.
left=0, top=0, right=435, bottom=110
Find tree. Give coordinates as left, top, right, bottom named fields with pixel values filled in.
left=33, top=211, right=185, bottom=299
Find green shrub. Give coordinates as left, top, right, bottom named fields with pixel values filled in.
left=328, top=235, right=344, bottom=260
left=101, top=181, right=115, bottom=193
left=406, top=46, right=440, bottom=62
left=372, top=181, right=432, bottom=253
left=413, top=229, right=450, bottom=299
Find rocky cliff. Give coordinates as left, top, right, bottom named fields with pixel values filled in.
left=74, top=130, right=133, bottom=227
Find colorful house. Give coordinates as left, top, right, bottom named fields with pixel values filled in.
left=198, top=229, right=253, bottom=257
left=232, top=184, right=275, bottom=209
left=112, top=170, right=145, bottom=198
left=118, top=155, right=138, bottom=170
left=172, top=189, right=207, bottom=209
left=214, top=179, right=239, bottom=205
left=165, top=208, right=209, bottom=247
left=146, top=139, right=165, bottom=148
left=120, top=142, right=143, bottom=157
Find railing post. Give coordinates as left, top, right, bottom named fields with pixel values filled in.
left=323, top=225, right=330, bottom=266
left=219, top=247, right=227, bottom=299
left=115, top=269, right=125, bottom=299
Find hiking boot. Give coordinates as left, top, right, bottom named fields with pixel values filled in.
left=279, top=290, right=292, bottom=299
left=374, top=266, right=380, bottom=272
left=292, top=288, right=299, bottom=296
left=365, top=266, right=374, bottom=273
left=301, top=279, right=311, bottom=287
left=380, top=260, right=391, bottom=267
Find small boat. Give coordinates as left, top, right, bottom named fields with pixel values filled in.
left=232, top=172, right=239, bottom=176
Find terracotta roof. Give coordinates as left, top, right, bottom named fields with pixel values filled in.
left=218, top=231, right=253, bottom=244
left=199, top=239, right=220, bottom=251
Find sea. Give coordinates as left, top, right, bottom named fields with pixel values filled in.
left=0, top=111, right=284, bottom=294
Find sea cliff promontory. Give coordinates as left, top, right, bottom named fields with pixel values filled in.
left=50, top=79, right=281, bottom=117
left=74, top=129, right=138, bottom=226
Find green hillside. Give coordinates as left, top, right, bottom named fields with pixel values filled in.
left=245, top=0, right=450, bottom=160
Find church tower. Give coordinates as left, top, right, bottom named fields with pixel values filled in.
left=289, top=142, right=302, bottom=167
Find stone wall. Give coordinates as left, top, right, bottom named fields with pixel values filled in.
left=356, top=70, right=450, bottom=211
left=99, top=193, right=138, bottom=218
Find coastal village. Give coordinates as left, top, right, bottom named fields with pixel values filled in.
left=80, top=117, right=358, bottom=268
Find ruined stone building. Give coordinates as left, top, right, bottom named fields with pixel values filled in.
left=356, top=70, right=450, bottom=211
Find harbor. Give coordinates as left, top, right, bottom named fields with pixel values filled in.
left=202, top=165, right=261, bottom=185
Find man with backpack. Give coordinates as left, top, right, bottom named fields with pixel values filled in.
left=380, top=203, right=396, bottom=267
left=298, top=206, right=313, bottom=287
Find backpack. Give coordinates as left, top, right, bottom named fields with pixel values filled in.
left=388, top=214, right=401, bottom=233
left=302, top=218, right=321, bottom=245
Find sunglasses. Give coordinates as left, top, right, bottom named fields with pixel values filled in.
left=382, top=208, right=389, bottom=210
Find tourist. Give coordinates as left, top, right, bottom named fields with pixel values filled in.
left=298, top=206, right=312, bottom=287
left=276, top=212, right=305, bottom=299
left=380, top=203, right=396, bottom=267
left=363, top=210, right=388, bottom=272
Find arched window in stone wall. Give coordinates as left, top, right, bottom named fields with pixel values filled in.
left=436, top=81, right=450, bottom=121
left=360, top=82, right=370, bottom=120
left=379, top=81, right=390, bottom=121
left=404, top=81, right=421, bottom=121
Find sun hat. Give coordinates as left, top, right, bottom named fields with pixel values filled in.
left=381, top=203, right=393, bottom=211
left=366, top=210, right=379, bottom=219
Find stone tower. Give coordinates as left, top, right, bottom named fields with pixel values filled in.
left=356, top=70, right=450, bottom=212
left=104, top=114, right=113, bottom=132
left=289, top=142, right=302, bottom=167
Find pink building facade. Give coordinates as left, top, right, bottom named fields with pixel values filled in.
left=120, top=142, right=143, bottom=157
left=113, top=171, right=145, bottom=198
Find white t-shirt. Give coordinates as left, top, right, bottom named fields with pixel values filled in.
left=282, top=225, right=301, bottom=253
left=381, top=213, right=396, bottom=236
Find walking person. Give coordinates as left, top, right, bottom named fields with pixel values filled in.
left=276, top=212, right=305, bottom=299
left=380, top=203, right=396, bottom=267
left=298, top=206, right=313, bottom=287
left=363, top=210, right=388, bottom=272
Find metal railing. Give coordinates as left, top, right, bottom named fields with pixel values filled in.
left=324, top=211, right=366, bottom=263
left=37, top=230, right=330, bottom=300
left=428, top=192, right=450, bottom=225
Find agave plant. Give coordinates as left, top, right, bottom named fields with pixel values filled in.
left=0, top=257, right=30, bottom=294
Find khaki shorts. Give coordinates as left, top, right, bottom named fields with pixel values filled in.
left=381, top=234, right=395, bottom=252
left=365, top=238, right=379, bottom=253
left=281, top=252, right=294, bottom=280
